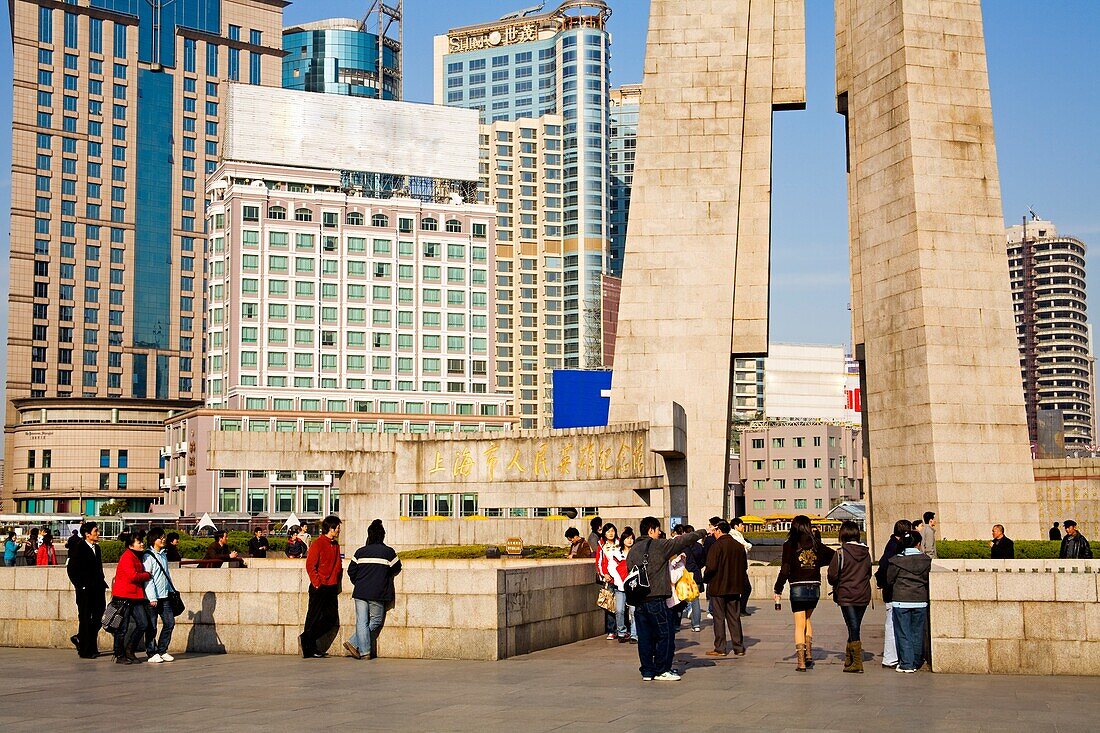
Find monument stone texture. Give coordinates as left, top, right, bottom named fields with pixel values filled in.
left=836, top=0, right=1039, bottom=544
left=609, top=0, right=806, bottom=524
left=612, top=0, right=1040, bottom=540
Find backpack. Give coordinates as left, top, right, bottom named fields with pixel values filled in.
left=623, top=539, right=652, bottom=606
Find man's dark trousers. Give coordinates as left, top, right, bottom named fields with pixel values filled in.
left=300, top=583, right=339, bottom=657
left=634, top=598, right=675, bottom=678
left=75, top=588, right=105, bottom=657
left=711, top=595, right=745, bottom=654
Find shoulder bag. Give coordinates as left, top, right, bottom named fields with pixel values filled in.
left=623, top=539, right=652, bottom=606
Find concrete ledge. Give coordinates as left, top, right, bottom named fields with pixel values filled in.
left=932, top=560, right=1100, bottom=675
left=0, top=559, right=601, bottom=661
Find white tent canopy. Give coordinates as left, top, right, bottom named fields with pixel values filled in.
left=282, top=512, right=302, bottom=530
left=195, top=512, right=218, bottom=532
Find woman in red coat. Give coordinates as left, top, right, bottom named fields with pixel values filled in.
left=35, top=530, right=57, bottom=566
left=110, top=530, right=152, bottom=664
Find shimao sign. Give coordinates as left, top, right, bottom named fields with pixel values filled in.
left=447, top=22, right=539, bottom=53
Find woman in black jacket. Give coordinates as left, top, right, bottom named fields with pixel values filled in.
left=773, top=515, right=835, bottom=671
left=827, top=520, right=872, bottom=673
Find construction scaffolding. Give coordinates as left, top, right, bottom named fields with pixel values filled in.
left=362, top=1, right=403, bottom=100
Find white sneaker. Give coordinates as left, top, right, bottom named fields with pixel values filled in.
left=159, top=653, right=174, bottom=662
left=654, top=671, right=681, bottom=681
left=147, top=654, right=163, bottom=664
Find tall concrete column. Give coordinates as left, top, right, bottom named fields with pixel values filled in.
left=836, top=0, right=1040, bottom=545
left=609, top=0, right=805, bottom=525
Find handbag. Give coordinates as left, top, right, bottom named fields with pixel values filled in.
left=101, top=599, right=129, bottom=634
left=167, top=590, right=185, bottom=616
left=674, top=569, right=700, bottom=603
left=789, top=582, right=821, bottom=603
left=596, top=583, right=617, bottom=613
left=623, top=539, right=652, bottom=606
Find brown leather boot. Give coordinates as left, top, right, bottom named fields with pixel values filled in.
left=851, top=641, right=865, bottom=673
left=843, top=641, right=858, bottom=672
left=805, top=635, right=815, bottom=669
left=796, top=643, right=807, bottom=671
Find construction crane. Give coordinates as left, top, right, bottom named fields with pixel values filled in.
left=360, top=1, right=403, bottom=100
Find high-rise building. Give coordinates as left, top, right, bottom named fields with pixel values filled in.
left=435, top=1, right=612, bottom=374
left=282, top=2, right=403, bottom=101
left=608, top=84, right=639, bottom=278
left=1006, top=217, right=1093, bottom=448
left=478, top=116, right=566, bottom=428
left=4, top=0, right=286, bottom=514
left=206, top=85, right=508, bottom=418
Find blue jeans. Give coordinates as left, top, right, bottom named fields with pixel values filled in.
left=635, top=598, right=675, bottom=678
left=112, top=599, right=149, bottom=657
left=613, top=589, right=633, bottom=637
left=145, top=600, right=176, bottom=656
left=352, top=599, right=386, bottom=657
left=685, top=598, right=701, bottom=628
left=892, top=605, right=928, bottom=671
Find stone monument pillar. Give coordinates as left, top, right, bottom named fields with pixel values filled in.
left=609, top=0, right=806, bottom=524
left=836, top=0, right=1040, bottom=545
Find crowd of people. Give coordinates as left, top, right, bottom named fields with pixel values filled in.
left=47, top=516, right=402, bottom=664
left=572, top=510, right=1094, bottom=680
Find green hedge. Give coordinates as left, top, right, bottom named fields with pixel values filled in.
left=937, top=539, right=1100, bottom=560
left=397, top=545, right=569, bottom=560
left=98, top=531, right=290, bottom=564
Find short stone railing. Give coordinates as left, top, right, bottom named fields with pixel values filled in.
left=0, top=558, right=602, bottom=661
left=930, top=559, right=1100, bottom=675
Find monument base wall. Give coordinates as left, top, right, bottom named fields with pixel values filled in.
left=0, top=559, right=602, bottom=661
left=930, top=559, right=1100, bottom=675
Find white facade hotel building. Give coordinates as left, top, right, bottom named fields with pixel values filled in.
left=161, top=85, right=515, bottom=519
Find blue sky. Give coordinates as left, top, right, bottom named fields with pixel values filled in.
left=0, top=0, right=1096, bottom=390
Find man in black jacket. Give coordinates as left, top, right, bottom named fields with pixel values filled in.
left=343, top=519, right=401, bottom=660
left=66, top=521, right=107, bottom=659
left=990, top=524, right=1015, bottom=559
left=1059, top=520, right=1093, bottom=559
left=703, top=521, right=748, bottom=657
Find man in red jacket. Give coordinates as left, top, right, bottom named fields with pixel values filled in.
left=300, top=515, right=343, bottom=658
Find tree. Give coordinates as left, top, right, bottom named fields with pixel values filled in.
left=99, top=498, right=128, bottom=516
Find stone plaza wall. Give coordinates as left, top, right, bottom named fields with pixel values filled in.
left=930, top=559, right=1100, bottom=675
left=205, top=423, right=667, bottom=551
left=1034, top=458, right=1100, bottom=539
left=0, top=559, right=602, bottom=661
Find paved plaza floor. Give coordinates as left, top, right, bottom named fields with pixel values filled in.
left=2, top=604, right=1097, bottom=732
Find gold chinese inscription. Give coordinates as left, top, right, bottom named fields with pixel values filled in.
left=422, top=433, right=649, bottom=483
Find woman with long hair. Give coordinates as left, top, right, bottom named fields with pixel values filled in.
left=595, top=523, right=621, bottom=640
left=827, top=520, right=872, bottom=672
left=618, top=527, right=637, bottom=642
left=596, top=523, right=631, bottom=641
left=22, top=527, right=39, bottom=565
left=35, top=530, right=58, bottom=566
left=110, top=530, right=152, bottom=664
left=773, top=515, right=835, bottom=671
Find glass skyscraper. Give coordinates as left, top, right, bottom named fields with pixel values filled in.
left=435, top=1, right=612, bottom=374
left=283, top=17, right=402, bottom=100
left=4, top=0, right=286, bottom=514
left=608, top=84, right=639, bottom=279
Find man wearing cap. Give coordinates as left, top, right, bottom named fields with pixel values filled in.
left=1059, top=520, right=1094, bottom=559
